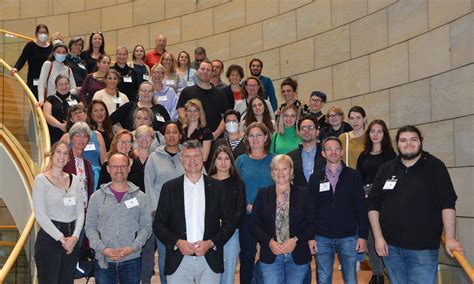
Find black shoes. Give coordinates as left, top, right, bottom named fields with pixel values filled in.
left=369, top=275, right=385, bottom=284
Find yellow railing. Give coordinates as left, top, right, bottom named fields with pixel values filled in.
left=0, top=32, right=50, bottom=282
left=0, top=29, right=35, bottom=41
left=441, top=234, right=474, bottom=282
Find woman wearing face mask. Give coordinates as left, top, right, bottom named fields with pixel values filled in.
left=37, top=43, right=77, bottom=105
left=79, top=54, right=110, bottom=106
left=129, top=45, right=151, bottom=86
left=81, top=32, right=105, bottom=73
left=43, top=75, right=80, bottom=145
left=12, top=24, right=53, bottom=100
left=270, top=105, right=301, bottom=155
left=64, top=37, right=87, bottom=91
left=181, top=99, right=213, bottom=162
left=241, top=96, right=276, bottom=135
left=212, top=109, right=247, bottom=160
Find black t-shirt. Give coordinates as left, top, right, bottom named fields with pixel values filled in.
left=356, top=151, right=396, bottom=185
left=46, top=93, right=80, bottom=144
left=64, top=55, right=88, bottom=86
left=80, top=51, right=99, bottom=73
left=178, top=85, right=230, bottom=132
left=182, top=127, right=213, bottom=143
left=112, top=63, right=139, bottom=102
left=110, top=102, right=171, bottom=133
left=14, top=41, right=53, bottom=92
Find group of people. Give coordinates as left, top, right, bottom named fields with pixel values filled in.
left=22, top=24, right=465, bottom=284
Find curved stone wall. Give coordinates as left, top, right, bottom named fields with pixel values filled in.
left=1, top=0, right=473, bottom=280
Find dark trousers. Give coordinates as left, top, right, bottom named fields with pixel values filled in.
left=35, top=221, right=79, bottom=284
left=239, top=214, right=257, bottom=284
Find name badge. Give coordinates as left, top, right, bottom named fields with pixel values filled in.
left=124, top=197, right=139, bottom=209
left=84, top=143, right=96, bottom=151
left=383, top=177, right=398, bottom=190
left=165, top=80, right=175, bottom=86
left=156, top=96, right=167, bottom=102
left=143, top=74, right=150, bottom=81
left=63, top=196, right=76, bottom=206
left=67, top=99, right=78, bottom=106
left=320, top=182, right=330, bottom=192
left=155, top=114, right=165, bottom=122
left=186, top=81, right=194, bottom=87
left=112, top=97, right=122, bottom=104
left=33, top=79, right=40, bottom=86
left=123, top=76, right=132, bottom=83
left=78, top=63, right=86, bottom=70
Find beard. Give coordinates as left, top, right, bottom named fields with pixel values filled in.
left=251, top=69, right=261, bottom=77
left=399, top=146, right=422, bottom=160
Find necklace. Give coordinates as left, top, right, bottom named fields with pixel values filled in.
left=370, top=149, right=382, bottom=155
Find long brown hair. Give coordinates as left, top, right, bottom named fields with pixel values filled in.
left=87, top=100, right=113, bottom=139
left=245, top=96, right=274, bottom=133
left=364, top=119, right=395, bottom=155
left=208, top=145, right=241, bottom=180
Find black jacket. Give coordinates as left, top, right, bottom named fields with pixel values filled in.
left=288, top=145, right=326, bottom=190
left=367, top=151, right=457, bottom=250
left=308, top=163, right=369, bottom=239
left=153, top=174, right=235, bottom=275
left=250, top=185, right=316, bottom=265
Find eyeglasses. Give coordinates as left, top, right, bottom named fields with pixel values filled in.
left=328, top=113, right=341, bottom=118
left=73, top=133, right=89, bottom=139
left=300, top=125, right=316, bottom=131
left=246, top=84, right=259, bottom=88
left=117, top=140, right=132, bottom=145
left=108, top=165, right=128, bottom=170
left=137, top=135, right=152, bottom=140
left=140, top=89, right=153, bottom=94
left=72, top=111, right=84, bottom=117
left=248, top=133, right=265, bottom=139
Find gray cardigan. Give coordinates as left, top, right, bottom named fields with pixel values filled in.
left=85, top=181, right=152, bottom=268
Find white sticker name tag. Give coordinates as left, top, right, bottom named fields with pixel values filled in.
left=123, top=76, right=132, bottom=83
left=33, top=79, right=40, bottom=86
left=155, top=114, right=165, bottom=122
left=143, top=74, right=150, bottom=81
left=63, top=196, right=76, bottom=206
left=67, top=99, right=78, bottom=106
left=84, top=143, right=96, bottom=151
left=320, top=182, right=331, bottom=192
left=124, top=197, right=139, bottom=209
left=383, top=179, right=398, bottom=190
left=165, top=80, right=175, bottom=86
left=156, top=96, right=167, bottom=102
left=78, top=63, right=86, bottom=70
left=186, top=81, right=194, bottom=87
left=112, top=97, right=122, bottom=104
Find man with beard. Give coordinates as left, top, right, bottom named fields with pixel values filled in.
left=178, top=60, right=230, bottom=139
left=248, top=58, right=277, bottom=111
left=367, top=125, right=464, bottom=284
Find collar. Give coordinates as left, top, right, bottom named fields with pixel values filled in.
left=325, top=162, right=343, bottom=175
left=184, top=173, right=204, bottom=186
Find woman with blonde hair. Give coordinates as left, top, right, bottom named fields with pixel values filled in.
left=270, top=104, right=301, bottom=154
left=182, top=98, right=213, bottom=162
left=33, top=140, right=84, bottom=283
left=151, top=63, right=178, bottom=121
left=159, top=52, right=184, bottom=93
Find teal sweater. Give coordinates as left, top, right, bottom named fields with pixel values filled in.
left=270, top=126, right=301, bottom=154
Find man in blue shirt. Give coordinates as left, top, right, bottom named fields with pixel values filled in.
left=249, top=58, right=277, bottom=111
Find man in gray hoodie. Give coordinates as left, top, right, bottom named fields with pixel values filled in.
left=85, top=152, right=152, bottom=283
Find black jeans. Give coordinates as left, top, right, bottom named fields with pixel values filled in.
left=239, top=214, right=257, bottom=284
left=35, top=220, right=79, bottom=284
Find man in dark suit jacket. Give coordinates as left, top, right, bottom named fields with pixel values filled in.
left=153, top=140, right=235, bottom=284
left=288, top=114, right=326, bottom=190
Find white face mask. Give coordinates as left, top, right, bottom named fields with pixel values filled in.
left=225, top=121, right=239, bottom=133
left=38, top=33, right=48, bottom=43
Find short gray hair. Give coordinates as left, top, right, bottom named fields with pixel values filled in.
left=182, top=140, right=202, bottom=151
left=69, top=121, right=91, bottom=138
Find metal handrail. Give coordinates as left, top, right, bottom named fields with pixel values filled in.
left=0, top=29, right=35, bottom=41
left=0, top=57, right=49, bottom=282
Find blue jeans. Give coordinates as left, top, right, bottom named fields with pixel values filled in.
left=157, top=238, right=167, bottom=284
left=221, top=229, right=240, bottom=284
left=260, top=253, right=309, bottom=284
left=315, top=235, right=358, bottom=284
left=95, top=257, right=141, bottom=284
left=383, top=245, right=438, bottom=284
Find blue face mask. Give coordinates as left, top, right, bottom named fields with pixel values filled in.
left=55, top=53, right=66, bottom=63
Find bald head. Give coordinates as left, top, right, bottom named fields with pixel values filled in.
left=155, top=35, right=167, bottom=53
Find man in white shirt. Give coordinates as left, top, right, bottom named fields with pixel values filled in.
left=153, top=140, right=235, bottom=284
